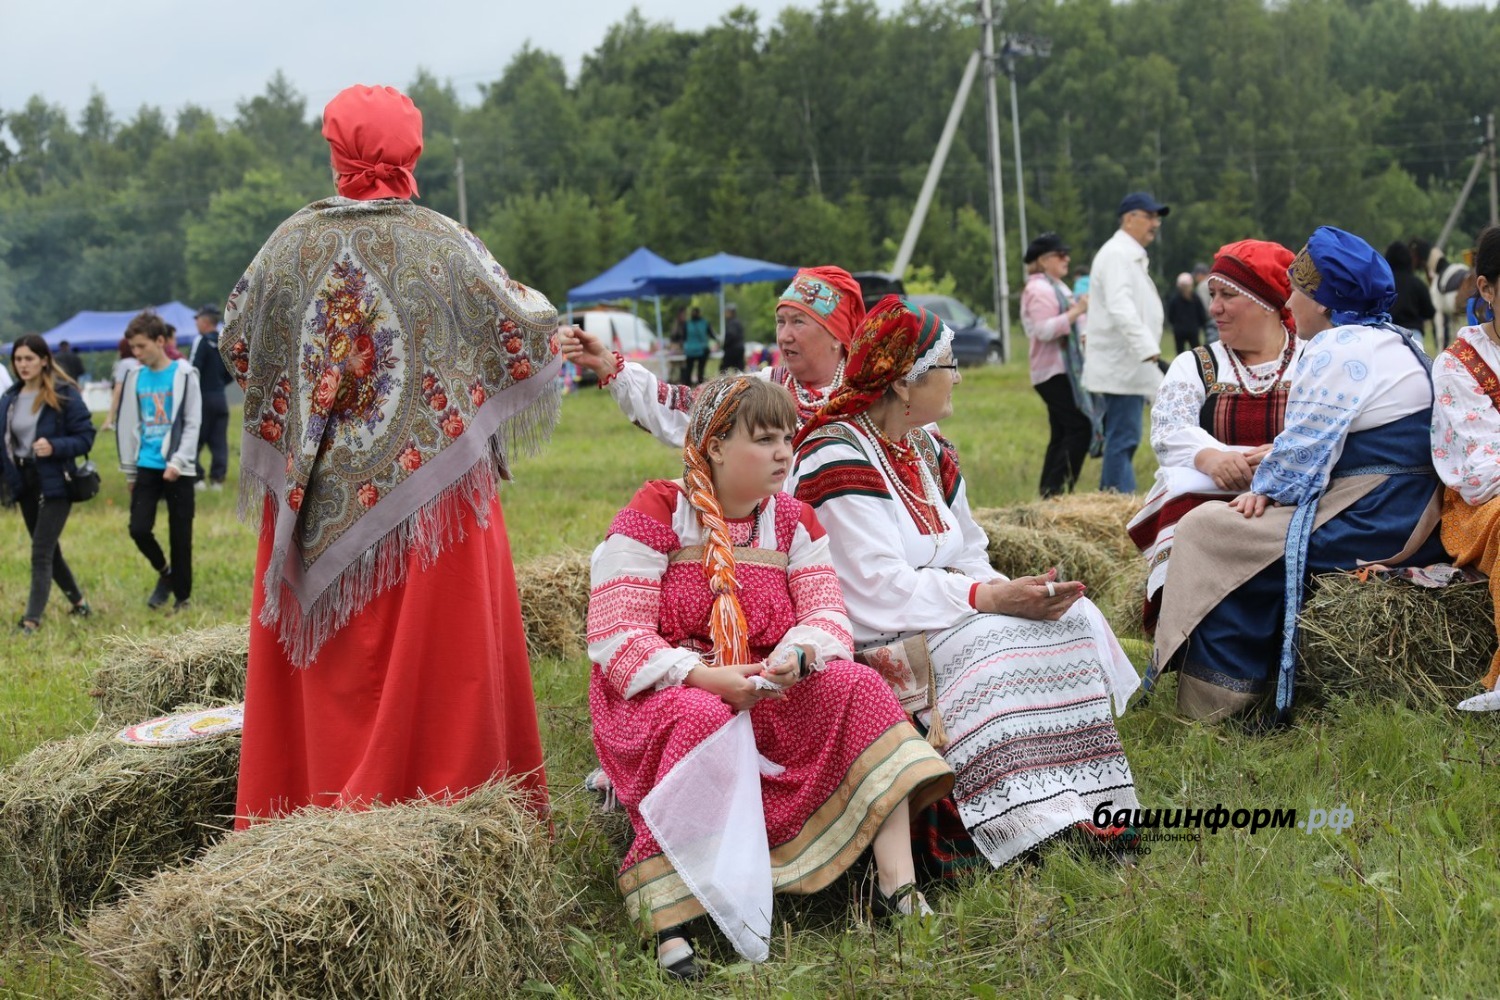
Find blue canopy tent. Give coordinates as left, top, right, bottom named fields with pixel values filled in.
left=567, top=248, right=718, bottom=377
left=37, top=302, right=198, bottom=353
left=670, top=253, right=799, bottom=339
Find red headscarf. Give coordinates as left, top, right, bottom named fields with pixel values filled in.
left=1209, top=239, right=1296, bottom=331
left=776, top=266, right=866, bottom=346
left=321, top=85, right=423, bottom=201
left=793, top=295, right=947, bottom=450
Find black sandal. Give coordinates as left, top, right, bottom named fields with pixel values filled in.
left=655, top=926, right=702, bottom=982
left=870, top=881, right=934, bottom=921
left=68, top=600, right=91, bottom=617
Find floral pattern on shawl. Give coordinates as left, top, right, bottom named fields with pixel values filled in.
left=222, top=196, right=562, bottom=665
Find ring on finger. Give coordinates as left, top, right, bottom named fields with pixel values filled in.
left=1046, top=581, right=1057, bottom=597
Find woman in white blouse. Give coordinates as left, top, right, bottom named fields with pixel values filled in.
left=1128, top=240, right=1303, bottom=632
left=1432, top=223, right=1500, bottom=706
left=793, top=296, right=1140, bottom=874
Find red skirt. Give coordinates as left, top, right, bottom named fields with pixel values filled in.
left=234, top=494, right=547, bottom=828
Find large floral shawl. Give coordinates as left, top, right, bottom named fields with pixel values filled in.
left=222, top=196, right=562, bottom=666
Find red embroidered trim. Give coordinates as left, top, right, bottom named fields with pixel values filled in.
left=1449, top=338, right=1500, bottom=410
left=597, top=351, right=626, bottom=388
left=794, top=459, right=889, bottom=507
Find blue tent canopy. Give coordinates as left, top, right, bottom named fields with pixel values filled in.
left=567, top=247, right=714, bottom=303
left=37, top=302, right=198, bottom=352
left=670, top=252, right=797, bottom=286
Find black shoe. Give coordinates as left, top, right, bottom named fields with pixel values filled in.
left=870, top=881, right=934, bottom=921
left=147, top=570, right=173, bottom=609
left=16, top=617, right=38, bottom=635
left=655, top=927, right=702, bottom=982
left=68, top=600, right=91, bottom=618
left=171, top=599, right=191, bottom=614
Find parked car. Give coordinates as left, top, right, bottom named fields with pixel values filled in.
left=903, top=294, right=1001, bottom=367
left=850, top=275, right=1000, bottom=367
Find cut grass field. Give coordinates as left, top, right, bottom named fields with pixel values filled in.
left=2, top=362, right=1498, bottom=998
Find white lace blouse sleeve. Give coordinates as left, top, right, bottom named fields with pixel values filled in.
left=1150, top=349, right=1218, bottom=468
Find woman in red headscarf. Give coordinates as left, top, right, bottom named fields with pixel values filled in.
left=224, top=85, right=561, bottom=826
left=588, top=373, right=951, bottom=978
left=560, top=266, right=865, bottom=448
left=1127, top=240, right=1303, bottom=633
left=792, top=296, right=1141, bottom=876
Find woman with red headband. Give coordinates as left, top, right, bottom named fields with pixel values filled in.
left=224, top=85, right=562, bottom=826
left=588, top=374, right=951, bottom=980
left=792, top=296, right=1140, bottom=876
left=1128, top=240, right=1304, bottom=633
left=561, top=266, right=864, bottom=447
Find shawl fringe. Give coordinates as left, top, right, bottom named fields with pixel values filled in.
left=238, top=387, right=560, bottom=667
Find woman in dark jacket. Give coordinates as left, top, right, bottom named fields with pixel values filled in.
left=1385, top=240, right=1436, bottom=337
left=2, top=335, right=95, bottom=633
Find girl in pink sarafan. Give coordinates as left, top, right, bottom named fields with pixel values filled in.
left=586, top=374, right=952, bottom=980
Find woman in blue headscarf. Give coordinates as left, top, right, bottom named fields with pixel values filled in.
left=1147, top=227, right=1446, bottom=724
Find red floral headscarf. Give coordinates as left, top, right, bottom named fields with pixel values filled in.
left=794, top=295, right=948, bottom=449
left=321, top=85, right=423, bottom=201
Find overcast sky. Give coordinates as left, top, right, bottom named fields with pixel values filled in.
left=0, top=0, right=907, bottom=123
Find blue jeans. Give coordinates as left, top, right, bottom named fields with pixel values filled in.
left=1099, top=393, right=1145, bottom=494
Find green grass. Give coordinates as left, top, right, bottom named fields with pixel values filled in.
left=2, top=363, right=1497, bottom=998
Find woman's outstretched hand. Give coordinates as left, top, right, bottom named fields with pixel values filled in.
left=1228, top=492, right=1272, bottom=518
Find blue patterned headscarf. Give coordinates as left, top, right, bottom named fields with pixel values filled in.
left=1287, top=226, right=1397, bottom=327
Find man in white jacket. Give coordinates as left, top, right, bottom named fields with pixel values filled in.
left=1083, top=191, right=1169, bottom=493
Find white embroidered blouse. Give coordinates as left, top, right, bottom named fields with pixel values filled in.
left=1432, top=325, right=1500, bottom=506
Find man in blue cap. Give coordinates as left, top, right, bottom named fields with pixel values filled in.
left=1150, top=226, right=1445, bottom=725
left=1082, top=191, right=1169, bottom=493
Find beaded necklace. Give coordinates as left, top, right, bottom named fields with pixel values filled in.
left=1223, top=332, right=1295, bottom=397
left=855, top=414, right=944, bottom=536
left=790, top=359, right=845, bottom=414
left=730, top=501, right=762, bottom=547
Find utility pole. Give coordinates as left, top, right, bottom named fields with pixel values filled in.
left=454, top=137, right=469, bottom=229
left=1000, top=34, right=1052, bottom=250
left=1437, top=114, right=1493, bottom=252
left=1488, top=112, right=1497, bottom=226
left=979, top=0, right=1011, bottom=358
left=892, top=52, right=981, bottom=280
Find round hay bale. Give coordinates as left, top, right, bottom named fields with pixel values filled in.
left=77, top=782, right=570, bottom=998
left=0, top=726, right=239, bottom=929
left=516, top=550, right=592, bottom=660
left=1297, top=572, right=1496, bottom=707
left=91, top=626, right=249, bottom=727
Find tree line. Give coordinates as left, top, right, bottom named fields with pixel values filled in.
left=2, top=0, right=1497, bottom=344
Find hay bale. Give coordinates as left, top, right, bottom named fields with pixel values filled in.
left=977, top=493, right=1143, bottom=564
left=91, top=626, right=249, bottom=726
left=77, top=782, right=569, bottom=999
left=1298, top=572, right=1496, bottom=706
left=973, top=513, right=1145, bottom=636
left=0, top=728, right=239, bottom=928
left=516, top=549, right=592, bottom=660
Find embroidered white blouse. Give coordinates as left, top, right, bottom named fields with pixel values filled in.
left=1150, top=337, right=1303, bottom=469
left=1251, top=324, right=1432, bottom=506
left=604, top=361, right=828, bottom=449
left=1432, top=325, right=1500, bottom=506
left=790, top=423, right=1002, bottom=648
